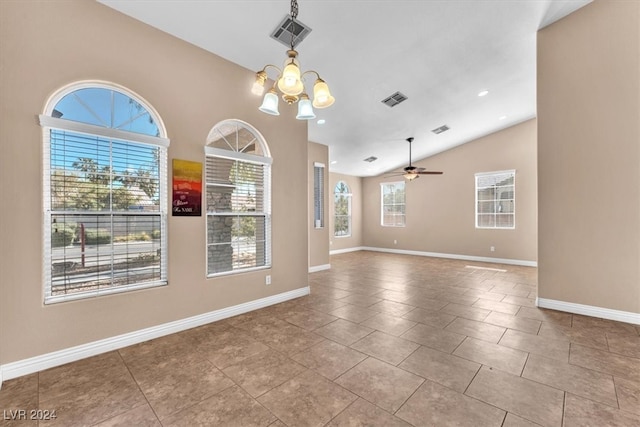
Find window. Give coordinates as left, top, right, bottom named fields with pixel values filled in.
left=39, top=82, right=169, bottom=304
left=334, top=181, right=352, bottom=237
left=381, top=182, right=406, bottom=226
left=313, top=162, right=325, bottom=228
left=475, top=170, right=515, bottom=229
left=206, top=120, right=271, bottom=276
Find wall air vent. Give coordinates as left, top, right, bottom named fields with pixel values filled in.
left=364, top=156, right=378, bottom=163
left=431, top=125, right=450, bottom=134
left=381, top=92, right=408, bottom=107
left=270, top=16, right=312, bottom=48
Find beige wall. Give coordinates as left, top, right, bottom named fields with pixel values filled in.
left=537, top=0, right=640, bottom=313
left=329, top=173, right=364, bottom=252
left=308, top=142, right=330, bottom=269
left=362, top=119, right=538, bottom=263
left=0, top=0, right=309, bottom=365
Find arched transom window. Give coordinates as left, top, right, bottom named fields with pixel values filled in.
left=205, top=119, right=272, bottom=276
left=334, top=181, right=352, bottom=237
left=39, top=81, right=169, bottom=304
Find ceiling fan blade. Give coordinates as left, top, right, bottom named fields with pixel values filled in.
left=416, top=171, right=443, bottom=175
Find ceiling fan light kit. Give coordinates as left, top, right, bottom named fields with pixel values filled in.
left=252, top=0, right=335, bottom=120
left=385, top=137, right=444, bottom=181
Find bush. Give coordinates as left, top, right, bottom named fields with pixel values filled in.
left=51, top=224, right=76, bottom=247
left=151, top=229, right=161, bottom=239
left=84, top=229, right=111, bottom=245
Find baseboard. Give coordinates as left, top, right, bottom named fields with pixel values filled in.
left=537, top=298, right=640, bottom=326
left=0, top=286, right=310, bottom=387
left=360, top=246, right=538, bottom=267
left=330, top=246, right=366, bottom=255
left=309, top=264, right=331, bottom=273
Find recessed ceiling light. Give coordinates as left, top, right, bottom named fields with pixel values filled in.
left=330, top=160, right=338, bottom=165
left=478, top=90, right=489, bottom=97
left=499, top=115, right=507, bottom=120
left=317, top=119, right=326, bottom=125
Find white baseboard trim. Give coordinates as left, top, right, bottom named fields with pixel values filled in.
left=360, top=246, right=538, bottom=267
left=0, top=286, right=310, bottom=387
left=330, top=246, right=366, bottom=255
left=309, top=264, right=331, bottom=273
left=537, top=298, right=640, bottom=325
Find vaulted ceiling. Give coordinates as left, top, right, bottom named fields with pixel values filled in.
left=99, top=0, right=592, bottom=177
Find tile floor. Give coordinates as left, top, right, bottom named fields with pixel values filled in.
left=2, top=251, right=640, bottom=426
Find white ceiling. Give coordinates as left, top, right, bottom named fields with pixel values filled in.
left=99, top=0, right=591, bottom=177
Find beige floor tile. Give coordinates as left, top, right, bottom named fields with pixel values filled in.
left=300, top=295, right=349, bottom=313
left=571, top=315, right=639, bottom=337
left=350, top=331, right=419, bottom=365
left=401, top=322, right=466, bottom=353
left=399, top=345, right=481, bottom=392
left=163, top=385, right=276, bottom=427
left=93, top=404, right=161, bottom=427
left=606, top=333, right=640, bottom=358
left=453, top=338, right=528, bottom=376
left=339, top=293, right=384, bottom=307
left=367, top=300, right=415, bottom=316
left=290, top=340, right=367, bottom=380
left=614, top=377, right=640, bottom=415
left=401, top=307, right=457, bottom=328
left=314, top=319, right=374, bottom=346
left=440, top=303, right=491, bottom=321
left=473, top=298, right=521, bottom=315
left=39, top=368, right=148, bottom=426
left=327, top=398, right=411, bottom=427
left=483, top=311, right=541, bottom=334
left=499, top=329, right=570, bottom=362
left=563, top=393, right=640, bottom=427
left=403, top=295, right=450, bottom=311
left=464, top=290, right=507, bottom=302
left=396, top=379, right=506, bottom=427
left=466, top=366, right=564, bottom=427
left=373, top=289, right=415, bottom=303
left=502, top=413, right=542, bottom=427
left=222, top=349, right=306, bottom=398
left=126, top=351, right=234, bottom=420
left=187, top=327, right=270, bottom=369
left=254, top=324, right=325, bottom=355
left=284, top=310, right=338, bottom=331
left=522, top=354, right=617, bottom=407
left=258, top=370, right=357, bottom=427
left=335, top=357, right=424, bottom=413
left=445, top=317, right=507, bottom=343
left=570, top=343, right=640, bottom=383
left=516, top=307, right=572, bottom=327
left=501, top=295, right=536, bottom=307
left=330, top=304, right=379, bottom=323
left=537, top=322, right=608, bottom=351
left=360, top=313, right=417, bottom=336
left=0, top=373, right=38, bottom=412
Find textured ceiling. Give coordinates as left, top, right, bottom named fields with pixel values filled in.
left=99, top=0, right=592, bottom=177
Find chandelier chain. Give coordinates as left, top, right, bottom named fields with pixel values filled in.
left=290, top=0, right=299, bottom=19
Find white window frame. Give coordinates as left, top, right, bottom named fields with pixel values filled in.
left=205, top=119, right=272, bottom=277
left=313, top=162, right=325, bottom=229
left=334, top=181, right=352, bottom=238
left=475, top=169, right=516, bottom=229
left=39, top=81, right=169, bottom=304
left=381, top=181, right=406, bottom=227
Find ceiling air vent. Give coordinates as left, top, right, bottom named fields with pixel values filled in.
left=364, top=156, right=378, bottom=163
left=381, top=92, right=408, bottom=108
left=431, top=125, right=450, bottom=134
left=270, top=16, right=312, bottom=48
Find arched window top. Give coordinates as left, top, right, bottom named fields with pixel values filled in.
left=335, top=181, right=351, bottom=195
left=43, top=81, right=166, bottom=139
left=206, top=119, right=271, bottom=159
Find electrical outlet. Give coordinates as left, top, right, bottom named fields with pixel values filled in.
left=490, top=246, right=495, bottom=252
left=265, top=275, right=271, bottom=285
left=394, top=240, right=397, bottom=245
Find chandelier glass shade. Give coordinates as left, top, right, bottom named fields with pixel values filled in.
left=252, top=0, right=334, bottom=119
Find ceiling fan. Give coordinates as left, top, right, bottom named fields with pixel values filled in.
left=386, top=137, right=443, bottom=181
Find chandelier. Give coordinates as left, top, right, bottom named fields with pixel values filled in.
left=251, top=0, right=335, bottom=119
